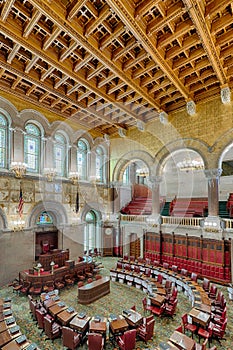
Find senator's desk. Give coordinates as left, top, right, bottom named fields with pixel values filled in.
left=109, top=317, right=128, bottom=334
left=78, top=277, right=110, bottom=304
left=48, top=303, right=68, bottom=318
left=169, top=331, right=195, bottom=350
left=150, top=294, right=165, bottom=306
left=188, top=308, right=210, bottom=328
left=57, top=309, right=77, bottom=326
left=122, top=309, right=143, bottom=327
left=0, top=328, right=22, bottom=348
left=19, top=261, right=93, bottom=285
left=1, top=338, right=30, bottom=350
left=70, top=315, right=90, bottom=333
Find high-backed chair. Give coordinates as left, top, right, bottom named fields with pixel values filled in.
left=43, top=280, right=54, bottom=293
left=164, top=298, right=178, bottom=318
left=62, top=326, right=82, bottom=349
left=142, top=296, right=153, bottom=315
left=116, top=329, right=137, bottom=350
left=182, top=313, right=197, bottom=338
left=212, top=318, right=227, bottom=343
left=35, top=308, right=46, bottom=334
left=87, top=332, right=104, bottom=350
left=195, top=338, right=208, bottom=350
left=137, top=318, right=155, bottom=343
left=28, top=295, right=37, bottom=321
left=208, top=284, right=218, bottom=300
left=19, top=281, right=31, bottom=295
left=64, top=274, right=75, bottom=286
left=191, top=272, right=198, bottom=282
left=202, top=278, right=210, bottom=293
left=44, top=315, right=61, bottom=341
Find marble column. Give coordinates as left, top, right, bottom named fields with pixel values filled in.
left=148, top=175, right=163, bottom=216
left=204, top=168, right=222, bottom=217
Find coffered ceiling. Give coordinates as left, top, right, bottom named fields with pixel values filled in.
left=0, top=0, right=232, bottom=136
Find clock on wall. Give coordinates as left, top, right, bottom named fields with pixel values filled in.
left=105, top=227, right=112, bottom=235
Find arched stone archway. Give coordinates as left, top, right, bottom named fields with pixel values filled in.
left=27, top=201, right=68, bottom=228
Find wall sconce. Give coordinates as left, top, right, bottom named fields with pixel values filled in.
left=50, top=261, right=55, bottom=274
left=10, top=162, right=27, bottom=178
left=44, top=168, right=57, bottom=182
left=12, top=219, right=25, bottom=231
left=68, top=171, right=79, bottom=184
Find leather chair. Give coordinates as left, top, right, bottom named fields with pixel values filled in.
left=181, top=313, right=197, bottom=338
left=43, top=280, right=54, bottom=293
left=87, top=332, right=104, bottom=350
left=164, top=298, right=178, bottom=318
left=142, top=296, right=153, bottom=315
left=208, top=284, right=218, bottom=300
left=54, top=278, right=65, bottom=290
left=137, top=318, right=155, bottom=343
left=20, top=281, right=31, bottom=295
left=64, top=274, right=75, bottom=286
left=151, top=303, right=165, bottom=317
left=166, top=287, right=178, bottom=304
left=29, top=282, right=42, bottom=295
left=35, top=308, right=46, bottom=334
left=202, top=278, right=210, bottom=293
left=180, top=268, right=188, bottom=277
left=191, top=272, right=198, bottom=282
left=212, top=318, right=227, bottom=343
left=195, top=338, right=208, bottom=350
left=28, top=295, right=37, bottom=321
left=116, top=329, right=137, bottom=350
left=62, top=326, right=82, bottom=349
left=44, top=315, right=61, bottom=341
left=198, top=322, right=214, bottom=345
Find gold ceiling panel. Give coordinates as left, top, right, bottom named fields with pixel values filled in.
left=0, top=0, right=232, bottom=136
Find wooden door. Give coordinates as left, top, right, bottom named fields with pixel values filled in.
left=130, top=233, right=140, bottom=259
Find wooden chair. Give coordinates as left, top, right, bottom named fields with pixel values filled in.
left=116, top=329, right=137, bottom=350
left=181, top=313, right=197, bottom=338
left=87, top=332, right=104, bottom=350
left=54, top=278, right=65, bottom=290
left=29, top=282, right=42, bottom=295
left=137, top=318, right=155, bottom=344
left=62, top=326, right=82, bottom=349
left=44, top=315, right=61, bottom=341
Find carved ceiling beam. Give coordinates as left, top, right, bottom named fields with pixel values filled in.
left=124, top=95, right=141, bottom=106
left=11, top=76, right=22, bottom=90
left=99, top=22, right=125, bottom=50
left=97, top=74, right=115, bottom=88
left=147, top=2, right=186, bottom=36
left=51, top=97, right=62, bottom=108
left=123, top=51, right=149, bottom=71
left=107, top=81, right=125, bottom=94
left=132, top=61, right=157, bottom=80
left=84, top=4, right=110, bottom=37
left=157, top=19, right=194, bottom=48
left=40, top=66, right=55, bottom=81
left=211, top=13, right=233, bottom=34
left=141, top=70, right=164, bottom=87
left=107, top=0, right=190, bottom=101
left=61, top=103, right=73, bottom=113
left=67, top=83, right=81, bottom=96
left=183, top=0, right=226, bottom=85
left=59, top=41, right=79, bottom=62
left=26, top=84, right=36, bottom=96
left=165, top=33, right=200, bottom=60
left=1, top=0, right=15, bottom=22
left=86, top=63, right=104, bottom=80
left=54, top=75, right=69, bottom=89
left=112, top=38, right=138, bottom=62
left=25, top=55, right=39, bottom=73
left=67, top=0, right=88, bottom=21
left=116, top=88, right=134, bottom=101
left=77, top=90, right=92, bottom=101
left=23, top=9, right=41, bottom=39
left=43, top=27, right=62, bottom=50
left=39, top=91, right=50, bottom=102
left=25, top=0, right=161, bottom=111
left=7, top=43, right=21, bottom=64
left=87, top=96, right=102, bottom=107
left=205, top=0, right=232, bottom=18
left=135, top=0, right=160, bottom=20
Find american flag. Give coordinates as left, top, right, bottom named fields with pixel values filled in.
left=18, top=187, right=24, bottom=218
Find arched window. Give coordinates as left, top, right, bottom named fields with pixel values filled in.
left=123, top=165, right=130, bottom=184
left=84, top=210, right=96, bottom=252
left=96, top=146, right=105, bottom=182
left=54, top=132, right=67, bottom=177
left=77, top=139, right=89, bottom=180
left=24, top=123, right=41, bottom=173
left=0, top=114, right=8, bottom=169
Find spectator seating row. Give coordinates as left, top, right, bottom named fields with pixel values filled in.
left=169, top=197, right=208, bottom=217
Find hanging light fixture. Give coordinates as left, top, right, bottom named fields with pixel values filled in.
left=176, top=158, right=204, bottom=172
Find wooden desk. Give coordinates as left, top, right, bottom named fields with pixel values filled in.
left=0, top=329, right=22, bottom=348
left=1, top=338, right=30, bottom=350
left=169, top=331, right=195, bottom=350
left=57, top=309, right=77, bottom=326
left=43, top=298, right=59, bottom=310
left=70, top=315, right=90, bottom=333
left=150, top=294, right=165, bottom=306
left=189, top=308, right=210, bottom=328
left=78, top=277, right=110, bottom=305
left=122, top=310, right=143, bottom=327
left=109, top=318, right=128, bottom=334
left=48, top=303, right=67, bottom=318
left=157, top=341, right=180, bottom=349
left=89, top=320, right=107, bottom=334
left=0, top=321, right=8, bottom=334
left=194, top=303, right=211, bottom=314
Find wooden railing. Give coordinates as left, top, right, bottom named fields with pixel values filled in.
left=161, top=216, right=202, bottom=227
left=223, top=218, right=233, bottom=230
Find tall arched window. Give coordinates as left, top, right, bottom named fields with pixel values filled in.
left=24, top=123, right=41, bottom=173
left=77, top=139, right=89, bottom=180
left=96, top=146, right=105, bottom=182
left=84, top=210, right=97, bottom=252
left=54, top=132, right=67, bottom=177
left=0, top=114, right=8, bottom=169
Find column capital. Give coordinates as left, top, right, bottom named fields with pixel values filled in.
left=204, top=168, right=222, bottom=179
left=148, top=175, right=163, bottom=185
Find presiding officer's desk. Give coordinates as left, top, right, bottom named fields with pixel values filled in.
left=78, top=277, right=110, bottom=304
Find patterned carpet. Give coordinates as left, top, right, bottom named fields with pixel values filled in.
left=0, top=257, right=232, bottom=349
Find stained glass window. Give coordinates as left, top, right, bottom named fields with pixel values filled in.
left=54, top=133, right=67, bottom=177
left=36, top=211, right=53, bottom=225
left=77, top=139, right=89, bottom=180
left=0, top=115, right=7, bottom=169
left=96, top=146, right=104, bottom=182
left=24, top=123, right=40, bottom=173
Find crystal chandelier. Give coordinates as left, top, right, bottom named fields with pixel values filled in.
left=177, top=158, right=204, bottom=172
left=10, top=162, right=27, bottom=178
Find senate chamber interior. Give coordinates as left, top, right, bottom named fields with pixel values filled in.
left=0, top=1, right=233, bottom=349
